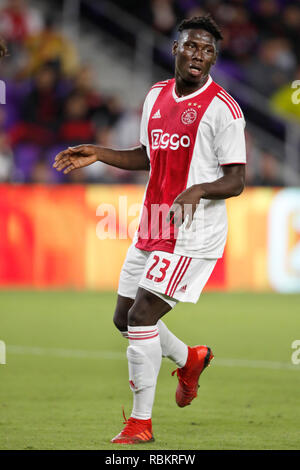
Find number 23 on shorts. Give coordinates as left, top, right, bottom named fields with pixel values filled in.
left=146, top=255, right=171, bottom=283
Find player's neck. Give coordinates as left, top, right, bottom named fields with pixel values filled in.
left=174, top=74, right=209, bottom=97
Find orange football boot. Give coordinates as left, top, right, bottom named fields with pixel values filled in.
left=111, top=409, right=154, bottom=444
left=172, top=345, right=214, bottom=408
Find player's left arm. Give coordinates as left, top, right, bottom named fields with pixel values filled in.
left=167, top=164, right=245, bottom=226
left=193, top=163, right=245, bottom=199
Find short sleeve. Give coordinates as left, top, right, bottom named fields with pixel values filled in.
left=139, top=85, right=166, bottom=150
left=214, top=118, right=247, bottom=165
left=140, top=96, right=149, bottom=147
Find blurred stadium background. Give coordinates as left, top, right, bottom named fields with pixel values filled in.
left=0, top=0, right=300, bottom=450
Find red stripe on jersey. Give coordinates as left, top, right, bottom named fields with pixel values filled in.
left=216, top=94, right=238, bottom=119
left=170, top=257, right=192, bottom=297
left=217, top=90, right=242, bottom=118
left=165, top=256, right=184, bottom=296
left=220, top=90, right=242, bottom=118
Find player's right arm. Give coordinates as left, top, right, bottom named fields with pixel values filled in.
left=53, top=144, right=150, bottom=174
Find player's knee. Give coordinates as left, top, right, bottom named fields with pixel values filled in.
left=127, top=305, right=144, bottom=326
left=113, top=311, right=128, bottom=332
left=128, top=292, right=153, bottom=326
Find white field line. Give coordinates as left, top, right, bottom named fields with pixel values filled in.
left=6, top=345, right=300, bottom=371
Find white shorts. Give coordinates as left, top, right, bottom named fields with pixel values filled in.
left=118, top=244, right=217, bottom=308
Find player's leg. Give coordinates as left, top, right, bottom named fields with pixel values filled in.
left=127, top=288, right=170, bottom=418
left=112, top=245, right=213, bottom=443
left=112, top=287, right=171, bottom=444
left=157, top=319, right=188, bottom=367
left=138, top=252, right=217, bottom=408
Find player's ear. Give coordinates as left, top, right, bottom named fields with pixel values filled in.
left=212, top=41, right=219, bottom=65
left=172, top=40, right=178, bottom=56
left=211, top=49, right=218, bottom=66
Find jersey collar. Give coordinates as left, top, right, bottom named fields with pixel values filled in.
left=172, top=75, right=213, bottom=102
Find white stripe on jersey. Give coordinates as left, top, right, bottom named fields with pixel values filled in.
left=150, top=80, right=169, bottom=90
left=220, top=90, right=243, bottom=118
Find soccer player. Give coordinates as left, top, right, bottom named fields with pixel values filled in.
left=53, top=15, right=246, bottom=444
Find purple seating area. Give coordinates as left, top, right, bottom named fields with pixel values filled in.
left=11, top=143, right=68, bottom=183
left=13, top=143, right=40, bottom=182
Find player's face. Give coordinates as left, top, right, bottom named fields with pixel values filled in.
left=173, top=29, right=217, bottom=85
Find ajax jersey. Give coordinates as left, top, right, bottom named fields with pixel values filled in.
left=134, top=75, right=246, bottom=259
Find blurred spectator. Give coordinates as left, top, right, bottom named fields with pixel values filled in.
left=243, top=38, right=297, bottom=97
left=282, top=4, right=300, bottom=61
left=0, top=0, right=43, bottom=78
left=254, top=151, right=284, bottom=186
left=216, top=6, right=258, bottom=62
left=92, top=95, right=124, bottom=128
left=151, top=0, right=177, bottom=35
left=9, top=62, right=63, bottom=147
left=250, top=0, right=283, bottom=39
left=58, top=92, right=95, bottom=147
left=72, top=65, right=103, bottom=118
left=0, top=0, right=43, bottom=43
left=112, top=108, right=141, bottom=149
left=22, top=13, right=79, bottom=78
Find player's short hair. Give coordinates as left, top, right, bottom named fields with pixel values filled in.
left=178, top=15, right=223, bottom=42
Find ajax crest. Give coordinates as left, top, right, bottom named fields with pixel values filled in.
left=181, top=108, right=197, bottom=125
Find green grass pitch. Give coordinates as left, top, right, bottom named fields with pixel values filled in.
left=0, top=290, right=299, bottom=450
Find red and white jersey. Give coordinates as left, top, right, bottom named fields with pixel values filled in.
left=134, top=75, right=246, bottom=259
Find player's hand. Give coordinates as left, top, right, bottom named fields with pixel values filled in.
left=53, top=145, right=99, bottom=174
left=166, top=185, right=204, bottom=228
